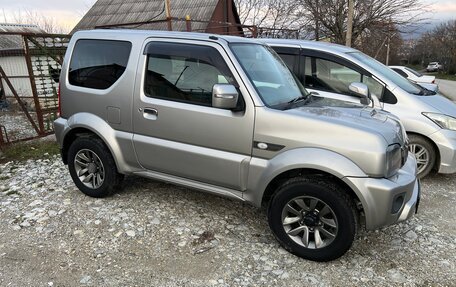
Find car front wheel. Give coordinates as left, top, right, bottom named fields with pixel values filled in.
left=408, top=134, right=436, bottom=178
left=267, top=176, right=357, bottom=262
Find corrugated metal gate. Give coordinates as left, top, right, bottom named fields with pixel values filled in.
left=0, top=32, right=70, bottom=146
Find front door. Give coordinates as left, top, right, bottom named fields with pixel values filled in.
left=132, top=39, right=254, bottom=190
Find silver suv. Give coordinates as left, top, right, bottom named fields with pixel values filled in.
left=54, top=30, right=419, bottom=262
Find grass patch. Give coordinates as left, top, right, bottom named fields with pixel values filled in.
left=0, top=140, right=59, bottom=163
left=405, top=64, right=423, bottom=71
left=433, top=73, right=456, bottom=81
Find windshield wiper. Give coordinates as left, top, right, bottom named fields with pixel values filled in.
left=279, top=94, right=312, bottom=110
left=288, top=95, right=308, bottom=104
left=414, top=87, right=436, bottom=96
left=285, top=94, right=312, bottom=109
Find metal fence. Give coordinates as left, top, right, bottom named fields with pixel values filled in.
left=0, top=32, right=70, bottom=146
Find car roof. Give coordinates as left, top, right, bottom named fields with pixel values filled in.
left=258, top=38, right=359, bottom=54
left=73, top=29, right=259, bottom=44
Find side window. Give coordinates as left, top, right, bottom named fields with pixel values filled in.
left=69, top=40, right=132, bottom=89
left=276, top=53, right=297, bottom=72
left=144, top=42, right=237, bottom=107
left=362, top=76, right=384, bottom=99
left=304, top=57, right=361, bottom=94
left=392, top=68, right=408, bottom=78
left=272, top=47, right=299, bottom=73
left=304, top=56, right=385, bottom=99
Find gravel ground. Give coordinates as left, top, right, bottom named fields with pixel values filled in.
left=0, top=113, right=38, bottom=141
left=0, top=156, right=455, bottom=287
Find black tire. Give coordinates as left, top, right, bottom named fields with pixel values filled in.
left=408, top=134, right=436, bottom=178
left=68, top=137, right=123, bottom=197
left=268, top=176, right=357, bottom=262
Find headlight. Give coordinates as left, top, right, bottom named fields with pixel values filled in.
left=423, top=113, right=456, bottom=131
left=386, top=144, right=402, bottom=177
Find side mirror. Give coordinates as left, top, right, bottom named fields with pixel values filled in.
left=212, top=84, right=239, bottom=109
left=349, top=82, right=371, bottom=105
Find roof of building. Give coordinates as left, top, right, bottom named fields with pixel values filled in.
left=72, top=0, right=228, bottom=33
left=0, top=23, right=45, bottom=50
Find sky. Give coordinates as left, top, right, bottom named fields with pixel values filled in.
left=0, top=0, right=455, bottom=33
left=425, top=0, right=456, bottom=21
left=0, top=0, right=97, bottom=30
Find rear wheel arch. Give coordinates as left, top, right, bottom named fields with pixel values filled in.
left=62, top=127, right=116, bottom=168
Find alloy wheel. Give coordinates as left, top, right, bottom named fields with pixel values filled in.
left=74, top=149, right=105, bottom=189
left=281, top=196, right=338, bottom=249
left=409, top=143, right=429, bottom=175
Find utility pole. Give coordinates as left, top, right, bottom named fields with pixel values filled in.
left=346, top=0, right=354, bottom=47
left=165, top=0, right=172, bottom=31
left=386, top=35, right=390, bottom=65
left=315, top=0, right=319, bottom=41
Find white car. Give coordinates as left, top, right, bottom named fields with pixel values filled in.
left=426, top=62, right=443, bottom=72
left=389, top=66, right=438, bottom=92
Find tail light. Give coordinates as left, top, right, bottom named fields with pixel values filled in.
left=57, top=83, right=61, bottom=117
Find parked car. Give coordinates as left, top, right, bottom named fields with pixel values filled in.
left=426, top=62, right=443, bottom=72
left=389, top=66, right=438, bottom=92
left=55, top=30, right=419, bottom=262
left=262, top=39, right=456, bottom=178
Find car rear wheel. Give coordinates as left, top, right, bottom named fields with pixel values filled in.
left=408, top=134, right=436, bottom=178
left=68, top=137, right=123, bottom=197
left=267, top=176, right=357, bottom=262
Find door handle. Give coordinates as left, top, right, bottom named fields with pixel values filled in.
left=141, top=108, right=158, bottom=120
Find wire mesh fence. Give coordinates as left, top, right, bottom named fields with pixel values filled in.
left=0, top=32, right=70, bottom=146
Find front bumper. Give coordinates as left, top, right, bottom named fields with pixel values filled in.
left=343, top=154, right=420, bottom=230
left=428, top=129, right=456, bottom=174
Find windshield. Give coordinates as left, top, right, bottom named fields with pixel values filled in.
left=349, top=52, right=422, bottom=95
left=404, top=67, right=422, bottom=77
left=230, top=43, right=309, bottom=108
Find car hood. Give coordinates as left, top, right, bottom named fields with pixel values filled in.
left=289, top=97, right=405, bottom=145
left=416, top=94, right=456, bottom=117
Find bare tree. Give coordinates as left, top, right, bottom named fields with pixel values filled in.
left=5, top=9, right=70, bottom=34
left=299, top=0, right=428, bottom=44
left=357, top=21, right=404, bottom=65
left=409, top=20, right=456, bottom=73
left=234, top=0, right=310, bottom=38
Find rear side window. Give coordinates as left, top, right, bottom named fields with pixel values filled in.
left=69, top=39, right=132, bottom=89
left=392, top=68, right=408, bottom=78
